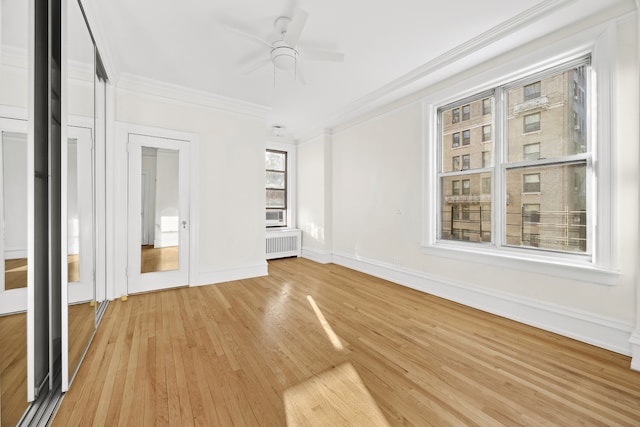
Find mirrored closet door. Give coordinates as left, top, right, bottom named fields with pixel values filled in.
left=0, top=0, right=32, bottom=425
left=62, top=0, right=108, bottom=391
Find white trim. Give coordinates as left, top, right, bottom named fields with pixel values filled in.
left=195, top=263, right=268, bottom=287
left=332, top=251, right=634, bottom=357
left=26, top=0, right=35, bottom=401
left=0, top=105, right=28, bottom=121
left=630, top=333, right=640, bottom=371
left=76, top=0, right=118, bottom=80
left=420, top=22, right=619, bottom=285
left=301, top=247, right=333, bottom=264
left=117, top=73, right=270, bottom=120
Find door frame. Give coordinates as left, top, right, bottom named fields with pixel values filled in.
left=114, top=123, right=199, bottom=298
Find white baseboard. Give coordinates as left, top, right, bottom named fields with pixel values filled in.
left=301, top=247, right=333, bottom=264
left=332, top=251, right=634, bottom=357
left=5, top=248, right=27, bottom=260
left=630, top=332, right=640, bottom=371
left=195, top=262, right=268, bottom=287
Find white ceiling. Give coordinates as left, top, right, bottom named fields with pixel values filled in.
left=86, top=0, right=630, bottom=141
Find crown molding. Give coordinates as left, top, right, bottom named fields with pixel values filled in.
left=116, top=73, right=271, bottom=119
left=78, top=0, right=119, bottom=80
left=299, top=0, right=636, bottom=141
left=1, top=46, right=28, bottom=69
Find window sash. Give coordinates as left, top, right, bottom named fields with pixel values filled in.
left=436, top=57, right=592, bottom=257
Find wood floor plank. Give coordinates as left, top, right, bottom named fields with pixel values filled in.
left=51, top=258, right=640, bottom=426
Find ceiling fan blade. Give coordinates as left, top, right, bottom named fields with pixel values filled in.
left=223, top=25, right=273, bottom=49
left=302, top=48, right=344, bottom=63
left=242, top=57, right=271, bottom=75
left=284, top=8, right=308, bottom=46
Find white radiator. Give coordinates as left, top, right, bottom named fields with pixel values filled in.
left=266, top=229, right=301, bottom=259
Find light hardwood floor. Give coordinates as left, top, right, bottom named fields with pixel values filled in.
left=0, top=312, right=27, bottom=427
left=4, top=258, right=27, bottom=290
left=52, top=258, right=640, bottom=426
left=141, top=245, right=178, bottom=273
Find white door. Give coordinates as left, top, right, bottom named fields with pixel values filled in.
left=127, top=134, right=190, bottom=294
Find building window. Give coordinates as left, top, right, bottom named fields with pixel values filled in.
left=524, top=81, right=541, bottom=100
left=482, top=98, right=491, bottom=115
left=482, top=151, right=491, bottom=168
left=462, top=104, right=470, bottom=121
left=482, top=125, right=491, bottom=142
left=461, top=154, right=470, bottom=170
left=462, top=179, right=470, bottom=195
left=523, top=173, right=540, bottom=193
left=452, top=156, right=460, bottom=171
left=266, top=149, right=287, bottom=227
left=452, top=108, right=460, bottom=124
left=461, top=205, right=470, bottom=220
left=523, top=204, right=541, bottom=223
left=523, top=143, right=541, bottom=161
left=452, top=132, right=460, bottom=148
left=462, top=129, right=470, bottom=145
left=524, top=113, right=541, bottom=133
left=452, top=180, right=460, bottom=195
left=436, top=58, right=590, bottom=254
left=481, top=176, right=491, bottom=194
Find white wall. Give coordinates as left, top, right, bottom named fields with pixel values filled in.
left=299, top=12, right=640, bottom=359
left=115, top=81, right=268, bottom=287
left=297, top=132, right=332, bottom=262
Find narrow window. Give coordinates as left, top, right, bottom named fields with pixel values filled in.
left=266, top=149, right=287, bottom=227
left=482, top=125, right=491, bottom=142
left=524, top=81, right=541, bottom=100
left=462, top=129, right=470, bottom=146
left=523, top=173, right=540, bottom=193
left=461, top=154, right=470, bottom=170
left=462, top=104, right=470, bottom=121
left=524, top=113, right=541, bottom=133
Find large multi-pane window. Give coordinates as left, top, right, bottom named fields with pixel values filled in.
left=438, top=57, right=590, bottom=254
left=266, top=149, right=287, bottom=227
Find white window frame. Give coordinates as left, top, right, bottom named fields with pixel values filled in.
left=266, top=140, right=297, bottom=229
left=421, top=23, right=619, bottom=285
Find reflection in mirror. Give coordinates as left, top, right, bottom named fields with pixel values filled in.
left=0, top=131, right=28, bottom=426
left=66, top=0, right=96, bottom=387
left=3, top=132, right=28, bottom=290
left=66, top=132, right=95, bottom=384
left=141, top=147, right=180, bottom=273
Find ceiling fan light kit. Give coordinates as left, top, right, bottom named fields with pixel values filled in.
left=225, top=5, right=344, bottom=86
left=270, top=41, right=298, bottom=71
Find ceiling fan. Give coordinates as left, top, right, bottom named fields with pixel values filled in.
left=224, top=5, right=344, bottom=84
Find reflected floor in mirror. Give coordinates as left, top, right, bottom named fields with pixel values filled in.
left=68, top=254, right=79, bottom=283
left=68, top=302, right=95, bottom=382
left=140, top=245, right=178, bottom=273
left=5, top=258, right=27, bottom=290
left=51, top=258, right=640, bottom=426
left=0, top=312, right=27, bottom=427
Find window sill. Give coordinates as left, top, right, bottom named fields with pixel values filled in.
left=421, top=241, right=619, bottom=286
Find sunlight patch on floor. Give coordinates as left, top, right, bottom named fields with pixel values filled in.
left=307, top=295, right=343, bottom=350
left=284, top=362, right=390, bottom=427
